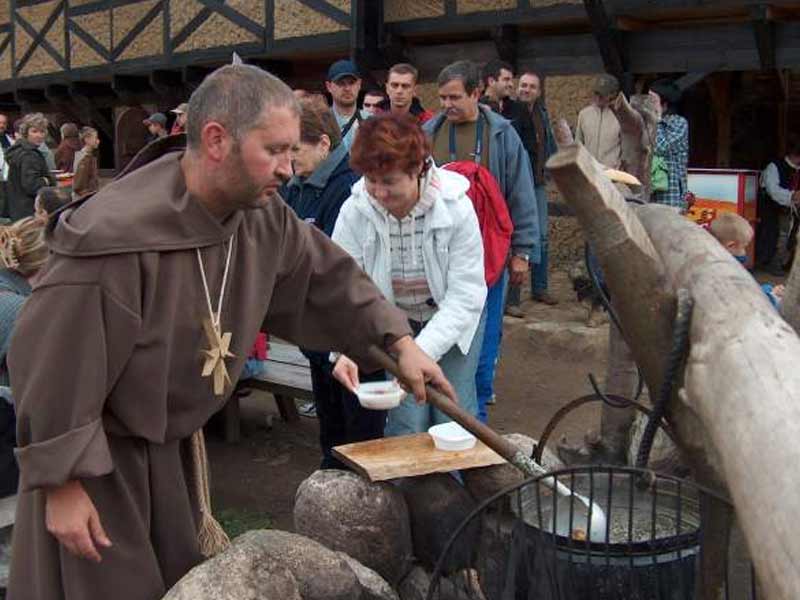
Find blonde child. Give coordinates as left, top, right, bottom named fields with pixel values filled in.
left=709, top=212, right=784, bottom=305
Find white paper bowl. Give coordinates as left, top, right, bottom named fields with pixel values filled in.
left=355, top=381, right=404, bottom=410
left=428, top=422, right=477, bottom=452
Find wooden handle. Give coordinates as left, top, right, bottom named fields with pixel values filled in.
left=367, top=346, right=522, bottom=464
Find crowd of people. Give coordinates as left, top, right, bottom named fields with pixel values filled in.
left=0, top=54, right=795, bottom=600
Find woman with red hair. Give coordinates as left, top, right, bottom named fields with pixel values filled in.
left=331, top=113, right=486, bottom=435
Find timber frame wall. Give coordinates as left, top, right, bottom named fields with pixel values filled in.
left=0, top=0, right=798, bottom=139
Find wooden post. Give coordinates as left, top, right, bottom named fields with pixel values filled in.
left=707, top=73, right=732, bottom=169
left=599, top=323, right=638, bottom=462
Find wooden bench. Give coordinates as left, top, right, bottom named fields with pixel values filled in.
left=224, top=342, right=313, bottom=442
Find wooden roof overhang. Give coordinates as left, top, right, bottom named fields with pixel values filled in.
left=0, top=0, right=798, bottom=121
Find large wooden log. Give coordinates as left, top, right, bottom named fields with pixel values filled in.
left=547, top=147, right=724, bottom=478
left=637, top=204, right=800, bottom=600
left=780, top=237, right=800, bottom=332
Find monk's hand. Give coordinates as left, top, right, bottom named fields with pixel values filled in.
left=389, top=336, right=456, bottom=404
left=332, top=355, right=360, bottom=392
left=509, top=255, right=530, bottom=287
left=45, top=479, right=112, bottom=563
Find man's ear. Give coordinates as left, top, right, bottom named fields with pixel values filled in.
left=200, top=121, right=231, bottom=163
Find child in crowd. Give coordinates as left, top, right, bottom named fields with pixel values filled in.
left=709, top=212, right=784, bottom=306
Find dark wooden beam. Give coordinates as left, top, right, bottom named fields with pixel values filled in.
left=583, top=0, right=632, bottom=93
left=492, top=24, right=519, bottom=71
left=112, top=74, right=154, bottom=104
left=44, top=84, right=85, bottom=125
left=69, top=82, right=117, bottom=137
left=14, top=88, right=46, bottom=112
left=69, top=91, right=114, bottom=141
left=70, top=81, right=115, bottom=103
left=149, top=69, right=185, bottom=98
left=0, top=93, right=19, bottom=112
left=183, top=65, right=215, bottom=91
left=350, top=0, right=387, bottom=77
left=751, top=4, right=776, bottom=70
left=248, top=59, right=294, bottom=80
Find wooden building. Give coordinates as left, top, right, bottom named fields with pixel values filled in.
left=0, top=0, right=797, bottom=170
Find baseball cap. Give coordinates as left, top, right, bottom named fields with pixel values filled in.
left=327, top=59, right=360, bottom=82
left=170, top=103, right=188, bottom=115
left=143, top=112, right=167, bottom=126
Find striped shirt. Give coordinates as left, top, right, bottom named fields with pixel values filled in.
left=369, top=190, right=437, bottom=323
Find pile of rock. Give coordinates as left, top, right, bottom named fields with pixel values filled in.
left=164, top=434, right=563, bottom=600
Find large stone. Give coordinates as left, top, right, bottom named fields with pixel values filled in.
left=166, top=530, right=364, bottom=600
left=339, top=553, right=399, bottom=600
left=294, top=469, right=413, bottom=586
left=397, top=565, right=475, bottom=600
left=463, top=433, right=564, bottom=505
left=397, top=474, right=478, bottom=573
left=163, top=531, right=302, bottom=600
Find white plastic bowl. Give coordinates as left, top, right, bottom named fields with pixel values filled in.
left=428, top=422, right=477, bottom=452
left=355, top=381, right=404, bottom=410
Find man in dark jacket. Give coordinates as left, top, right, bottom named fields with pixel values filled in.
left=378, top=63, right=435, bottom=125
left=5, top=113, right=56, bottom=221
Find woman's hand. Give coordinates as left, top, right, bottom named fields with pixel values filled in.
left=45, top=480, right=112, bottom=563
left=332, top=355, right=360, bottom=392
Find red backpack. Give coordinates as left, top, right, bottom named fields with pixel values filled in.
left=443, top=161, right=513, bottom=286
left=437, top=115, right=513, bottom=286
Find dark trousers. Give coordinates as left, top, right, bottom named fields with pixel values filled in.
left=310, top=363, right=386, bottom=470
left=756, top=194, right=785, bottom=267
left=0, top=399, right=18, bottom=496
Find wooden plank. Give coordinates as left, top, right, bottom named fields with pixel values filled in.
left=333, top=433, right=506, bottom=482
left=267, top=342, right=309, bottom=367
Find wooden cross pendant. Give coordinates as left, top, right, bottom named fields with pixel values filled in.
left=201, top=317, right=235, bottom=396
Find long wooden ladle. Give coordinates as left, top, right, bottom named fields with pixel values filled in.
left=367, top=346, right=608, bottom=540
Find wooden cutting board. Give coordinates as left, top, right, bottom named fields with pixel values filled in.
left=332, top=433, right=507, bottom=482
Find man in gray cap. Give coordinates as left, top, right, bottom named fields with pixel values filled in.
left=575, top=74, right=622, bottom=169
left=325, top=59, right=368, bottom=150
left=143, top=112, right=168, bottom=143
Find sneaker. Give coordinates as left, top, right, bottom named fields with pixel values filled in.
left=298, top=401, right=317, bottom=418
left=531, top=291, right=559, bottom=305
left=486, top=394, right=497, bottom=406
left=504, top=305, right=525, bottom=319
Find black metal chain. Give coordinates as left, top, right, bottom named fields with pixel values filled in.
left=635, top=288, right=693, bottom=470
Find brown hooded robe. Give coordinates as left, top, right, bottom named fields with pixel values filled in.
left=7, top=142, right=411, bottom=599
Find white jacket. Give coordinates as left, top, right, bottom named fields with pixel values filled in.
left=332, top=165, right=487, bottom=362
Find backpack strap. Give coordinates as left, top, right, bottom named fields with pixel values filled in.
left=340, top=111, right=361, bottom=139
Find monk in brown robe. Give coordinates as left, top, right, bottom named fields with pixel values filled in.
left=7, top=65, right=454, bottom=599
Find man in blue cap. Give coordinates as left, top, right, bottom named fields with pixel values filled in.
left=325, top=59, right=368, bottom=150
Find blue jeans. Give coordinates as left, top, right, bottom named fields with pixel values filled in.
left=506, top=185, right=549, bottom=307
left=385, top=309, right=487, bottom=436
left=475, top=269, right=508, bottom=423
left=531, top=184, right=549, bottom=294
